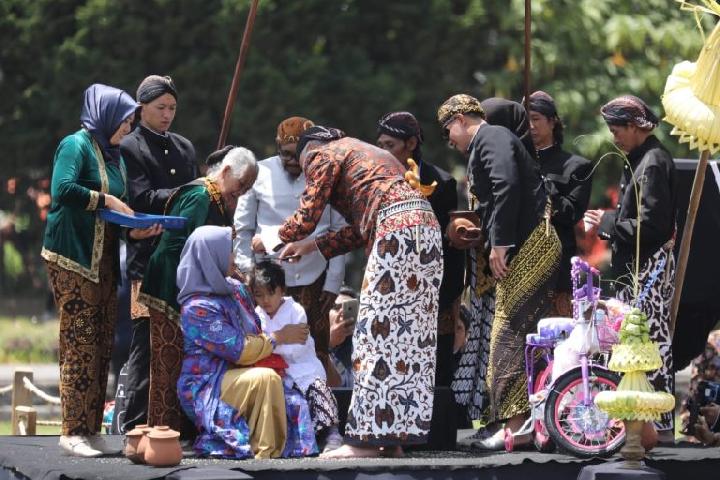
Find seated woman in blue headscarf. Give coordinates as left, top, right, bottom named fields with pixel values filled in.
left=176, top=225, right=317, bottom=459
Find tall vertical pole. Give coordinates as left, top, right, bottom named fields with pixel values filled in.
left=217, top=0, right=260, bottom=150
left=523, top=0, right=532, bottom=109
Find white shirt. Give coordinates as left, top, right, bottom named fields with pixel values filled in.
left=256, top=297, right=326, bottom=393
left=234, top=156, right=346, bottom=293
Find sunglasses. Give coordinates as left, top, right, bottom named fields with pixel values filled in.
left=441, top=114, right=459, bottom=140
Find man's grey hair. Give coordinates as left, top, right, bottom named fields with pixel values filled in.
left=207, top=146, right=258, bottom=179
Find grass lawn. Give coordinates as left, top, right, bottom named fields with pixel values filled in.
left=0, top=316, right=59, bottom=363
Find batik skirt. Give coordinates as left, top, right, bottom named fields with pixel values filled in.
left=618, top=245, right=676, bottom=432
left=452, top=246, right=496, bottom=422
left=45, top=231, right=117, bottom=436
left=486, top=222, right=561, bottom=423
left=344, top=205, right=443, bottom=446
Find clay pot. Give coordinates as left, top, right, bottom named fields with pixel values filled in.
left=641, top=421, right=658, bottom=452
left=124, top=426, right=146, bottom=464
left=144, top=426, right=182, bottom=467
left=135, top=425, right=153, bottom=463
left=447, top=211, right=482, bottom=249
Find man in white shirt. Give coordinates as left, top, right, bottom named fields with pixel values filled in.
left=234, top=116, right=346, bottom=371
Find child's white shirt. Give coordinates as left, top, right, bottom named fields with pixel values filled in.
left=256, top=296, right=326, bottom=393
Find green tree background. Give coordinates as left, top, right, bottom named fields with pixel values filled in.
left=0, top=0, right=713, bottom=295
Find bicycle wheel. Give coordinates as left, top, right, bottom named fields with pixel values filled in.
left=544, top=366, right=625, bottom=458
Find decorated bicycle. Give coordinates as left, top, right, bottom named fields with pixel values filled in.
left=505, top=256, right=627, bottom=457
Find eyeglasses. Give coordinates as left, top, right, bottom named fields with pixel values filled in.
left=442, top=114, right=459, bottom=140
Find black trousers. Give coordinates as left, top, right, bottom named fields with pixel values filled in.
left=113, top=317, right=150, bottom=433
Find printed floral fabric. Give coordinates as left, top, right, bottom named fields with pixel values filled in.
left=177, top=280, right=317, bottom=458
left=345, top=219, right=443, bottom=446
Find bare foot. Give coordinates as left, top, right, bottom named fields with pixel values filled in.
left=320, top=444, right=382, bottom=459
left=379, top=445, right=405, bottom=458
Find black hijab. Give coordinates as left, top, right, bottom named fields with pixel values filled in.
left=481, top=97, right=536, bottom=157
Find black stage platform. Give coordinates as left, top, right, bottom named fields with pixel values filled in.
left=2, top=432, right=720, bottom=480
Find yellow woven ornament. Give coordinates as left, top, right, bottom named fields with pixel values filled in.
left=662, top=1, right=720, bottom=154
left=608, top=343, right=663, bottom=372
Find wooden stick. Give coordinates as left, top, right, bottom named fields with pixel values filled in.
left=523, top=0, right=532, bottom=109
left=217, top=0, right=261, bottom=150
left=15, top=406, right=36, bottom=436
left=11, top=368, right=33, bottom=435
left=670, top=149, right=710, bottom=337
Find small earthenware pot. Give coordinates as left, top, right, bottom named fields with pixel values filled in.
left=144, top=426, right=182, bottom=467
left=124, top=426, right=146, bottom=464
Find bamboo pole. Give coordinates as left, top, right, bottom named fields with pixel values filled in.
left=523, top=0, right=531, bottom=109
left=217, top=0, right=261, bottom=150
left=670, top=149, right=710, bottom=337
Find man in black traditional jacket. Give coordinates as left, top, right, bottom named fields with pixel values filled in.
left=376, top=111, right=464, bottom=387
left=438, top=94, right=560, bottom=449
left=528, top=91, right=593, bottom=316
left=584, top=95, right=677, bottom=440
left=117, top=75, right=198, bottom=433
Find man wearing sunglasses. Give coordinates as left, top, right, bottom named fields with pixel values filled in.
left=437, top=94, right=560, bottom=450
left=234, top=116, right=346, bottom=373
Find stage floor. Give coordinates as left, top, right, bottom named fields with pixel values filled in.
left=2, top=431, right=720, bottom=480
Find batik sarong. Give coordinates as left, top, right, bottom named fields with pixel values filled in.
left=486, top=222, right=561, bottom=423
left=305, top=378, right=339, bottom=432
left=148, top=308, right=195, bottom=437
left=45, top=231, right=117, bottom=436
left=618, top=245, right=675, bottom=432
left=452, top=246, right=495, bottom=422
left=345, top=206, right=443, bottom=446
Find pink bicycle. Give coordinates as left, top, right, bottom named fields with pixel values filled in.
left=505, top=257, right=626, bottom=457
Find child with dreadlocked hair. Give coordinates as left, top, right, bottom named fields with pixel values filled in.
left=251, top=260, right=342, bottom=452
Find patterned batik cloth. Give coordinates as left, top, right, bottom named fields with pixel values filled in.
left=451, top=246, right=496, bottom=422
left=286, top=271, right=333, bottom=368
left=148, top=308, right=195, bottom=437
left=305, top=378, right=340, bottom=432
left=617, top=246, right=676, bottom=432
left=45, top=230, right=117, bottom=436
left=344, top=217, right=443, bottom=446
left=486, top=223, right=561, bottom=424
left=178, top=280, right=317, bottom=458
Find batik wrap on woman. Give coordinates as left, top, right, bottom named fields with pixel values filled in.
left=42, top=84, right=137, bottom=436
left=138, top=177, right=232, bottom=436
left=438, top=94, right=561, bottom=424
left=176, top=226, right=316, bottom=459
left=599, top=95, right=677, bottom=432
left=279, top=129, right=443, bottom=446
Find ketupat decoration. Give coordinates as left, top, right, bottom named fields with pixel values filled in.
left=662, top=0, right=720, bottom=154
left=662, top=1, right=720, bottom=333
left=404, top=158, right=437, bottom=197
left=594, top=308, right=675, bottom=466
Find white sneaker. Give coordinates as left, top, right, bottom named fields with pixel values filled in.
left=87, top=434, right=121, bottom=454
left=59, top=435, right=103, bottom=458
